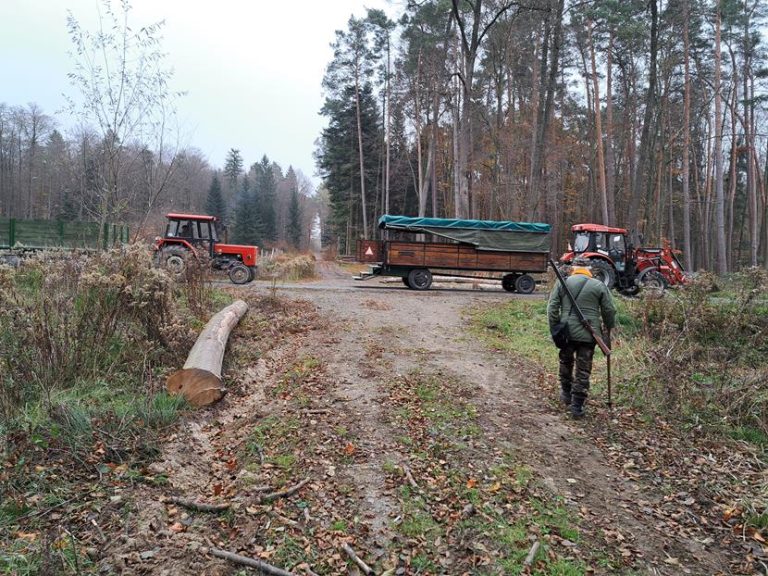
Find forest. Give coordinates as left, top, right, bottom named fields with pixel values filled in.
left=0, top=3, right=317, bottom=251
left=316, top=0, right=768, bottom=272
left=1, top=0, right=766, bottom=270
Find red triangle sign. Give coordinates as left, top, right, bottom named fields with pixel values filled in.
left=365, top=247, right=374, bottom=256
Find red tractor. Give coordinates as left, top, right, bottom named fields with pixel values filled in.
left=560, top=223, right=687, bottom=295
left=154, top=213, right=258, bottom=284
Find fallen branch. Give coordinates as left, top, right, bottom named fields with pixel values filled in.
left=168, top=497, right=230, bottom=513
left=258, top=478, right=310, bottom=504
left=268, top=510, right=299, bottom=527
left=341, top=542, right=374, bottom=575
left=209, top=547, right=295, bottom=576
left=402, top=464, right=419, bottom=490
left=298, top=564, right=321, bottom=576
left=523, top=540, right=540, bottom=566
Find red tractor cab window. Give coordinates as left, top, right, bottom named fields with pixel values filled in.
left=166, top=219, right=219, bottom=243
left=608, top=234, right=627, bottom=271
left=573, top=231, right=590, bottom=252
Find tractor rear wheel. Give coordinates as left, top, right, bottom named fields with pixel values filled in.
left=160, top=246, right=189, bottom=276
left=407, top=268, right=433, bottom=290
left=502, top=273, right=519, bottom=293
left=514, top=274, right=536, bottom=294
left=638, top=269, right=667, bottom=291
left=228, top=263, right=251, bottom=285
left=589, top=259, right=616, bottom=289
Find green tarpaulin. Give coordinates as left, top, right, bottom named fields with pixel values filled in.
left=378, top=215, right=551, bottom=253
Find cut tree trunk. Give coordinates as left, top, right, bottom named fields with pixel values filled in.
left=167, top=300, right=248, bottom=407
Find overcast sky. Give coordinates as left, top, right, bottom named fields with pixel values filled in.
left=0, top=0, right=397, bottom=190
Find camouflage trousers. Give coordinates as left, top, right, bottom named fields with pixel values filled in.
left=558, top=341, right=595, bottom=400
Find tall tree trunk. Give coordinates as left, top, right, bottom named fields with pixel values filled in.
left=354, top=68, right=368, bottom=240
left=527, top=0, right=565, bottom=220
left=527, top=27, right=542, bottom=217
left=588, top=22, right=609, bottom=224
left=605, top=30, right=616, bottom=224
left=744, top=0, right=757, bottom=266
left=628, top=0, right=659, bottom=242
left=726, top=77, right=738, bottom=266
left=714, top=1, right=728, bottom=273
left=384, top=37, right=391, bottom=217
left=682, top=0, right=693, bottom=270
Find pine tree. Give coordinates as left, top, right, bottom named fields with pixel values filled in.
left=317, top=83, right=381, bottom=252
left=205, top=173, right=227, bottom=224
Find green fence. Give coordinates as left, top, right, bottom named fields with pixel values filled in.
left=0, top=218, right=130, bottom=250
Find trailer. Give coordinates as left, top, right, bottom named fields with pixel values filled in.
left=354, top=215, right=551, bottom=293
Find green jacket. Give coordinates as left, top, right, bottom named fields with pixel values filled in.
left=547, top=274, right=617, bottom=343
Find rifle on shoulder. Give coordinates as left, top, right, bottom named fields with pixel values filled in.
left=548, top=258, right=611, bottom=357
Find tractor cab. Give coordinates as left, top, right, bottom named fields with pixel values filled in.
left=163, top=214, right=219, bottom=252
left=564, top=224, right=639, bottom=294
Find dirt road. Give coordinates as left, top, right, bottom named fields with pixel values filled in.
left=104, top=262, right=754, bottom=575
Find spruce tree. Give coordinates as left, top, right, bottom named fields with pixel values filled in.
left=232, top=175, right=261, bottom=245
left=255, top=155, right=277, bottom=244
left=288, top=186, right=303, bottom=250
left=205, top=173, right=227, bottom=224
left=224, top=148, right=243, bottom=189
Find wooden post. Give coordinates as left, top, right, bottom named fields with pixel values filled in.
left=166, top=300, right=248, bottom=407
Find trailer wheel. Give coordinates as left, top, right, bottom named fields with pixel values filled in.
left=402, top=277, right=411, bottom=287
left=515, top=274, right=536, bottom=294
left=501, top=273, right=519, bottom=292
left=229, top=263, right=251, bottom=285
left=407, top=268, right=432, bottom=290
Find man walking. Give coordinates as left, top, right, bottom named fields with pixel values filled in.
left=547, top=258, right=616, bottom=418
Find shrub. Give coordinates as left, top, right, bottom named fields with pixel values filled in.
left=0, top=245, right=193, bottom=419
left=631, top=269, right=768, bottom=435
left=260, top=253, right=316, bottom=281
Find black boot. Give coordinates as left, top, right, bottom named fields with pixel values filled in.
left=560, top=383, right=572, bottom=406
left=570, top=395, right=586, bottom=419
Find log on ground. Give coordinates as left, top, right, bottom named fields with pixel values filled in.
left=167, top=299, right=248, bottom=407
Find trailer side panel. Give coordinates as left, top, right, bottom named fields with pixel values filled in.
left=386, top=240, right=547, bottom=273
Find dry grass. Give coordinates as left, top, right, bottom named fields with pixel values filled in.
left=260, top=253, right=317, bottom=281
left=0, top=244, right=200, bottom=418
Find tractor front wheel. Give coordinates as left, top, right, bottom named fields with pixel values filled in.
left=229, top=263, right=251, bottom=285
left=638, top=269, right=667, bottom=291
left=589, top=259, right=616, bottom=289
left=160, top=246, right=189, bottom=276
